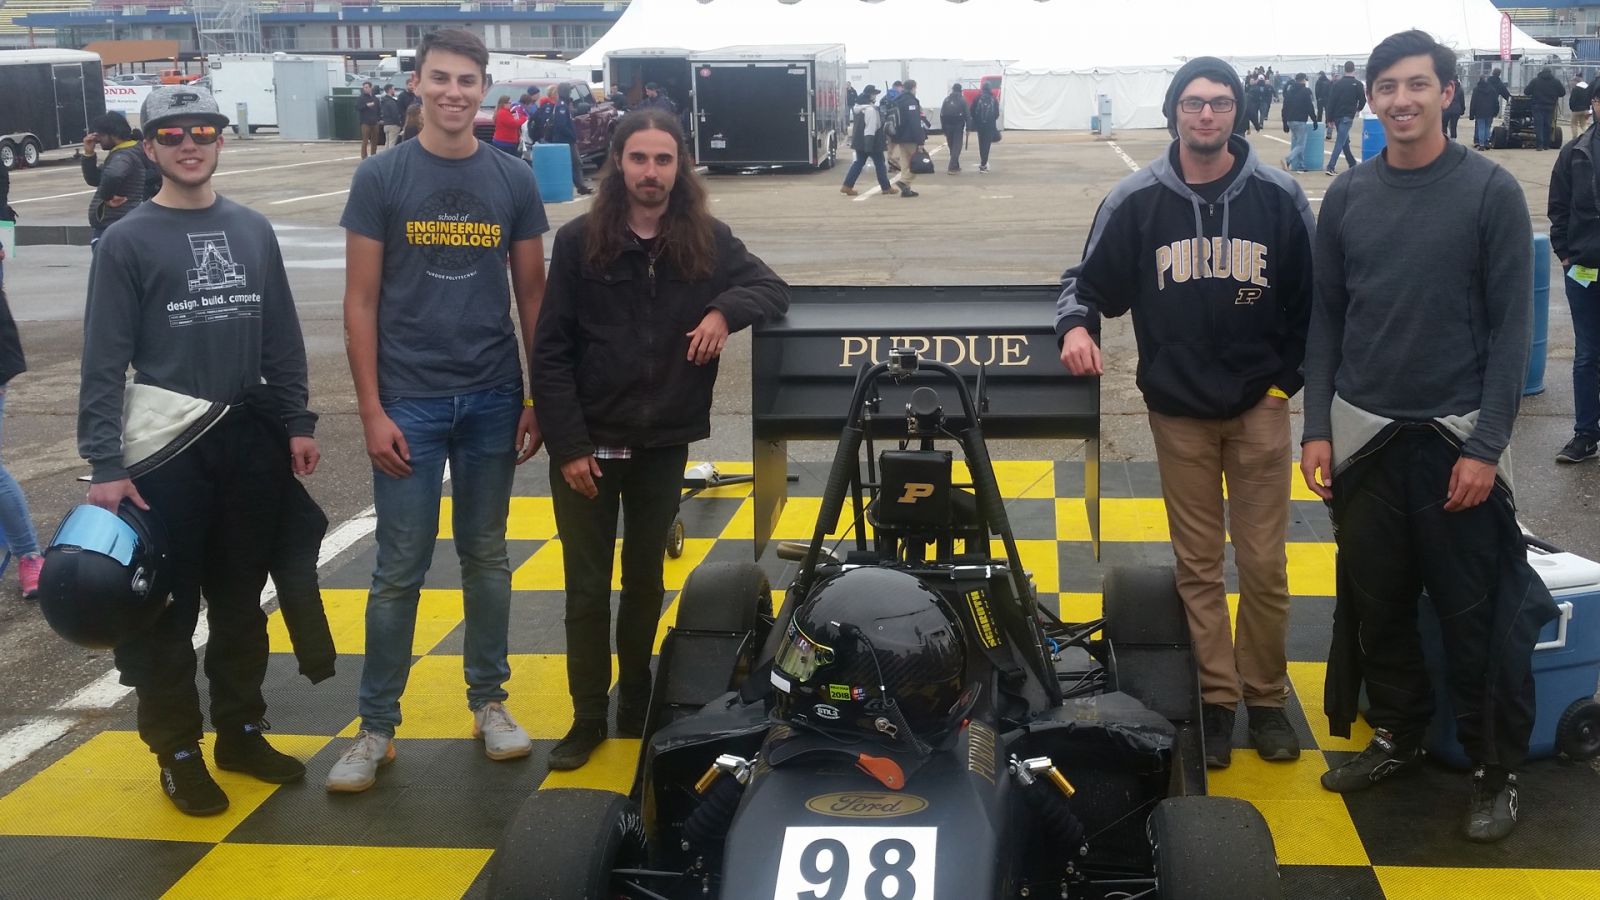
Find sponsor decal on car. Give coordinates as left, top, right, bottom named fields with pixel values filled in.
left=966, top=589, right=1001, bottom=649
left=804, top=792, right=929, bottom=818
left=814, top=703, right=841, bottom=720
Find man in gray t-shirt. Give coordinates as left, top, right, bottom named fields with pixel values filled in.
left=327, top=28, right=550, bottom=794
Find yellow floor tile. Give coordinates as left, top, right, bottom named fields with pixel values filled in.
left=1374, top=866, right=1600, bottom=900
left=982, top=539, right=1060, bottom=593
left=0, top=731, right=330, bottom=843
left=163, top=844, right=491, bottom=900
left=538, top=740, right=640, bottom=793
left=952, top=459, right=1057, bottom=499
left=718, top=496, right=856, bottom=542
left=512, top=538, right=716, bottom=591
left=436, top=496, right=558, bottom=541
left=1244, top=798, right=1369, bottom=867
left=1054, top=498, right=1173, bottom=542
left=1287, top=661, right=1372, bottom=753
left=1286, top=542, right=1336, bottom=597
left=338, top=654, right=608, bottom=740
left=270, top=589, right=465, bottom=656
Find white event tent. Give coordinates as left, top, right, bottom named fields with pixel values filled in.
left=574, top=0, right=1567, bottom=130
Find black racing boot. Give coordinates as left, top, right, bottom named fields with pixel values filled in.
left=1320, top=728, right=1423, bottom=793
left=1465, top=766, right=1519, bottom=843
left=548, top=719, right=607, bottom=770
left=159, top=747, right=229, bottom=817
left=1202, top=703, right=1236, bottom=769
left=214, top=721, right=306, bottom=784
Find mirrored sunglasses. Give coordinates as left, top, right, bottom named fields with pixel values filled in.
left=152, top=125, right=220, bottom=147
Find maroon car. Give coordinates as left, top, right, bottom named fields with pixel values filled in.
left=473, top=79, right=618, bottom=161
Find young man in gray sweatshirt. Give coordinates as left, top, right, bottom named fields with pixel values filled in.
left=1300, top=30, right=1557, bottom=844
left=78, top=86, right=320, bottom=816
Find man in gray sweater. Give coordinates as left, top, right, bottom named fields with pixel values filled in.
left=1300, top=31, right=1557, bottom=844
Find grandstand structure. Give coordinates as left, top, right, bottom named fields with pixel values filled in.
left=6, top=0, right=627, bottom=57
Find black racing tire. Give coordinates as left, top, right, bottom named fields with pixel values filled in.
left=665, top=516, right=685, bottom=559
left=675, top=561, right=771, bottom=633
left=1553, top=126, right=1565, bottom=148
left=1103, top=566, right=1189, bottom=645
left=1150, top=796, right=1282, bottom=900
left=1490, top=125, right=1510, bottom=150
left=1557, top=697, right=1600, bottom=760
left=488, top=788, right=648, bottom=900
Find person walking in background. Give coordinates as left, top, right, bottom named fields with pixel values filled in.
left=1470, top=71, right=1509, bottom=150
left=78, top=112, right=151, bottom=245
left=1315, top=70, right=1332, bottom=135
left=0, top=261, right=40, bottom=600
left=1058, top=57, right=1314, bottom=771
left=1548, top=86, right=1600, bottom=464
left=357, top=81, right=381, bottom=159
left=840, top=84, right=893, bottom=196
left=970, top=80, right=1002, bottom=173
left=885, top=79, right=926, bottom=198
left=941, top=82, right=967, bottom=173
left=1443, top=75, right=1464, bottom=140
left=379, top=85, right=403, bottom=149
left=1282, top=72, right=1317, bottom=172
left=549, top=85, right=594, bottom=195
left=1526, top=67, right=1567, bottom=151
left=1324, top=61, right=1365, bottom=175
left=638, top=82, right=675, bottom=115
left=1571, top=72, right=1593, bottom=137
left=490, top=94, right=524, bottom=156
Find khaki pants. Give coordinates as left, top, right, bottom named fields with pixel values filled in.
left=384, top=124, right=401, bottom=148
left=888, top=142, right=919, bottom=184
left=1148, top=400, right=1292, bottom=708
left=1574, top=110, right=1592, bottom=134
left=360, top=123, right=382, bottom=158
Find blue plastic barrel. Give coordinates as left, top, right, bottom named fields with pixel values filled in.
left=532, top=143, right=574, bottom=204
left=1527, top=233, right=1552, bottom=396
left=1360, top=115, right=1386, bottom=161
left=1301, top=122, right=1324, bottom=171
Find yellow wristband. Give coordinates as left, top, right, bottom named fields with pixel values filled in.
left=1266, top=387, right=1289, bottom=400
left=523, top=398, right=534, bottom=408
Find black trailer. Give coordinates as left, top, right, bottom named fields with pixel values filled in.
left=603, top=48, right=694, bottom=115
left=0, top=49, right=105, bottom=169
left=690, top=44, right=847, bottom=170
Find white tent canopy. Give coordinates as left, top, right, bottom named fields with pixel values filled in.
left=574, top=0, right=1568, bottom=130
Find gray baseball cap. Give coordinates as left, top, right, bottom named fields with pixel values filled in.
left=141, top=85, right=230, bottom=132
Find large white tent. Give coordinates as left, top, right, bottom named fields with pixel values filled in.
left=575, top=0, right=1567, bottom=130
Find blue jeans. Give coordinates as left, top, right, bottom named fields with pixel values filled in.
left=1475, top=117, right=1493, bottom=148
left=843, top=148, right=891, bottom=191
left=1535, top=106, right=1554, bottom=150
left=1328, top=116, right=1356, bottom=172
left=0, top=387, right=37, bottom=556
left=1567, top=272, right=1600, bottom=439
left=358, top=380, right=522, bottom=737
left=1287, top=122, right=1310, bottom=171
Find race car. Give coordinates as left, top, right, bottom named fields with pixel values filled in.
left=488, top=349, right=1281, bottom=899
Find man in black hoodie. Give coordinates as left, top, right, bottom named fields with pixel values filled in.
left=1281, top=72, right=1318, bottom=171
left=1056, top=57, right=1315, bottom=772
left=1469, top=69, right=1513, bottom=149
left=1324, top=61, right=1366, bottom=175
left=1525, top=67, right=1567, bottom=151
left=1314, top=71, right=1332, bottom=132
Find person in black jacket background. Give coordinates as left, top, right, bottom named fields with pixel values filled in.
left=1443, top=75, right=1465, bottom=139
left=78, top=112, right=151, bottom=244
left=1525, top=67, right=1567, bottom=150
left=1571, top=71, right=1593, bottom=137
left=1324, top=61, right=1366, bottom=175
left=534, top=109, right=789, bottom=770
left=1470, top=69, right=1512, bottom=149
left=1315, top=71, right=1332, bottom=134
left=1056, top=57, right=1314, bottom=771
left=1548, top=91, right=1600, bottom=463
left=840, top=84, right=892, bottom=195
left=941, top=82, right=968, bottom=173
left=1281, top=73, right=1318, bottom=172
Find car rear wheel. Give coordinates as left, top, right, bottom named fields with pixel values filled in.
left=675, top=560, right=771, bottom=635
left=489, top=788, right=648, bottom=900
left=1150, top=796, right=1282, bottom=900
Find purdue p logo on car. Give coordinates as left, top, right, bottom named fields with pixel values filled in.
left=806, top=792, right=930, bottom=818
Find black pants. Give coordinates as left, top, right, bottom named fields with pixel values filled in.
left=978, top=130, right=994, bottom=166
left=944, top=124, right=964, bottom=171
left=1331, top=427, right=1538, bottom=766
left=551, top=445, right=688, bottom=721
left=1443, top=113, right=1461, bottom=139
left=567, top=140, right=585, bottom=190
left=114, top=412, right=288, bottom=756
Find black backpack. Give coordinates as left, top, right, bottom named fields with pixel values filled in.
left=941, top=94, right=966, bottom=124
left=882, top=99, right=902, bottom=140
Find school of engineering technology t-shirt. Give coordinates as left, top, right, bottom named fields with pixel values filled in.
left=340, top=139, right=549, bottom=397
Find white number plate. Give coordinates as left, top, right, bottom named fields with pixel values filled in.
left=710, top=138, right=727, bottom=149
left=773, top=826, right=936, bottom=900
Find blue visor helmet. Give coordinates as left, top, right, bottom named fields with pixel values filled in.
left=38, top=502, right=171, bottom=649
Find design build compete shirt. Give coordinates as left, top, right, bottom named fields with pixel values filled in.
left=340, top=139, right=548, bottom=397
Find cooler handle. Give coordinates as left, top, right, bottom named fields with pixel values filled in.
left=1534, top=601, right=1573, bottom=651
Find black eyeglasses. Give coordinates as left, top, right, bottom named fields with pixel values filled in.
left=1177, top=97, right=1236, bottom=114
left=151, top=125, right=220, bottom=147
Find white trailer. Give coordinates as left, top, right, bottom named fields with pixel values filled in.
left=205, top=52, right=343, bottom=132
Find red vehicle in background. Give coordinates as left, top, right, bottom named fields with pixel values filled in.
left=472, top=79, right=619, bottom=161
left=962, top=74, right=1003, bottom=109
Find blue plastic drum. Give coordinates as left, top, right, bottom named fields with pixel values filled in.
left=532, top=143, right=574, bottom=204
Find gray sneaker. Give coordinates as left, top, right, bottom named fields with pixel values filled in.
left=324, top=730, right=395, bottom=794
left=473, top=702, right=533, bottom=760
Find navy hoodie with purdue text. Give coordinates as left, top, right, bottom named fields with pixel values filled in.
left=1054, top=133, right=1314, bottom=420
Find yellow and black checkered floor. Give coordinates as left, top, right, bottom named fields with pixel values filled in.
left=0, top=461, right=1596, bottom=899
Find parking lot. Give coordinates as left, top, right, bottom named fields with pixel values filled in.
left=0, top=127, right=1594, bottom=897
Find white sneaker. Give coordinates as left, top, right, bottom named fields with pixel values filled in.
left=324, top=730, right=395, bottom=793
left=473, top=702, right=533, bottom=760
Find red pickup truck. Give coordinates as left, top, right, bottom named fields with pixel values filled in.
left=473, top=79, right=619, bottom=161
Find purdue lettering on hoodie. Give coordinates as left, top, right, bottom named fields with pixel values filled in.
left=1054, top=133, right=1315, bottom=420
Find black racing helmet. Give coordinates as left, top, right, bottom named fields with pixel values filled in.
left=771, top=567, right=972, bottom=756
left=38, top=502, right=171, bottom=649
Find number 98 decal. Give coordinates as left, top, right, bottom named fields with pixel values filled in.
left=772, top=827, right=936, bottom=900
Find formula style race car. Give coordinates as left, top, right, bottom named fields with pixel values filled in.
left=487, top=349, right=1282, bottom=899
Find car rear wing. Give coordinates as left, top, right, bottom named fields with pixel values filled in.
left=750, top=285, right=1100, bottom=559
